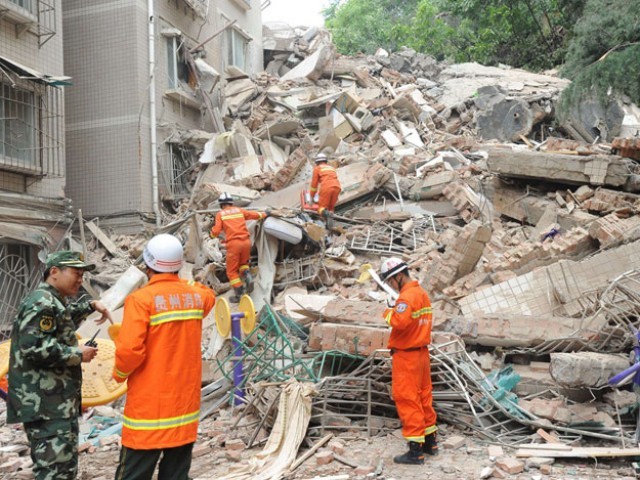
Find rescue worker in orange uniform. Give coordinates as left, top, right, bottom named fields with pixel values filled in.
left=210, top=193, right=266, bottom=302
left=380, top=257, right=437, bottom=465
left=113, top=234, right=216, bottom=480
left=310, top=153, right=341, bottom=217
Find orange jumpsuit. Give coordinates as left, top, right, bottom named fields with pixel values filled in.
left=113, top=274, right=216, bottom=449
left=310, top=163, right=341, bottom=214
left=210, top=206, right=266, bottom=289
left=383, top=280, right=437, bottom=443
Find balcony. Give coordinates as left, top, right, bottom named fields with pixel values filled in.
left=0, top=0, right=57, bottom=47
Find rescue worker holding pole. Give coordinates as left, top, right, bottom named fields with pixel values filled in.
left=310, top=153, right=342, bottom=218
left=210, top=193, right=266, bottom=302
left=379, top=257, right=438, bottom=465
left=112, top=234, right=216, bottom=480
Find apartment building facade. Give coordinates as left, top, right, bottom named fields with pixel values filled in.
left=63, top=0, right=263, bottom=231
left=0, top=0, right=70, bottom=332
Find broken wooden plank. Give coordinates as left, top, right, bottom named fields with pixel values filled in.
left=85, top=220, right=120, bottom=257
left=536, top=428, right=562, bottom=444
left=516, top=446, right=640, bottom=458
left=288, top=434, right=333, bottom=473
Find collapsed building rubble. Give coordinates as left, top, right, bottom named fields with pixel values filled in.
left=4, top=24, right=640, bottom=480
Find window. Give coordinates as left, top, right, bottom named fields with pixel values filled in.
left=158, top=144, right=195, bottom=199
left=0, top=81, right=38, bottom=171
left=227, top=28, right=248, bottom=69
left=166, top=36, right=191, bottom=90
left=7, top=0, right=35, bottom=14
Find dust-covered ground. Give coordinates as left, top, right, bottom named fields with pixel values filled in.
left=0, top=403, right=637, bottom=479
left=70, top=426, right=638, bottom=480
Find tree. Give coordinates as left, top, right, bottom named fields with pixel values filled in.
left=323, top=0, right=420, bottom=55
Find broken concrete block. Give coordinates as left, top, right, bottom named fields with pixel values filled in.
left=442, top=435, right=466, bottom=450
left=613, top=136, right=640, bottom=160
left=308, top=323, right=388, bottom=356
left=573, top=185, right=594, bottom=202
left=488, top=445, right=504, bottom=458
left=495, top=457, right=524, bottom=474
left=381, top=130, right=402, bottom=149
left=327, top=440, right=345, bottom=455
left=479, top=466, right=494, bottom=479
left=225, top=438, right=246, bottom=450
left=588, top=212, right=640, bottom=248
left=550, top=352, right=629, bottom=388
left=410, top=171, right=458, bottom=200
left=490, top=178, right=598, bottom=229
left=281, top=45, right=334, bottom=82
left=443, top=181, right=494, bottom=223
left=441, top=314, right=586, bottom=349
left=354, top=465, right=375, bottom=475
left=459, top=238, right=640, bottom=319
left=315, top=449, right=334, bottom=465
left=487, top=147, right=639, bottom=190
left=270, top=148, right=309, bottom=192
left=525, top=457, right=555, bottom=469
left=429, top=220, right=491, bottom=292
left=321, top=299, right=387, bottom=326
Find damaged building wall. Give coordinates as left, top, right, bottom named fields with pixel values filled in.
left=0, top=0, right=72, bottom=332
left=63, top=0, right=263, bottom=231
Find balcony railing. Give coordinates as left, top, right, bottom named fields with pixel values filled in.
left=0, top=0, right=57, bottom=47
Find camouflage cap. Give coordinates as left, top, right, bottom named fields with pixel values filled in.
left=45, top=251, right=96, bottom=272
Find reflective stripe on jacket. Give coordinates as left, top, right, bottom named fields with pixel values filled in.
left=383, top=280, right=432, bottom=350
left=113, top=274, right=216, bottom=449
left=310, top=164, right=341, bottom=193
left=210, top=206, right=265, bottom=243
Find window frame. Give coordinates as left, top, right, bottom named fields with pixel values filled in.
left=0, top=79, right=41, bottom=174
left=226, top=27, right=249, bottom=70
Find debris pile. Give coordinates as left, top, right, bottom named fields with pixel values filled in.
left=3, top=25, right=640, bottom=480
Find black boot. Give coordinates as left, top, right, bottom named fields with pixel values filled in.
left=230, top=286, right=244, bottom=303
left=242, top=270, right=254, bottom=294
left=423, top=432, right=439, bottom=456
left=393, top=441, right=425, bottom=465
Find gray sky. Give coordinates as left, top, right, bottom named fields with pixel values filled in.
left=262, top=0, right=329, bottom=28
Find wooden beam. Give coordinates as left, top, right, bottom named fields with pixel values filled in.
left=85, top=220, right=119, bottom=257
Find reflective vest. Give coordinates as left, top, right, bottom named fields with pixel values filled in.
left=310, top=163, right=341, bottom=194
left=113, top=274, right=216, bottom=449
left=210, top=206, right=265, bottom=243
left=383, top=280, right=432, bottom=350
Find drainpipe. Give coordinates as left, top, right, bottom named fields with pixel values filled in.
left=148, top=0, right=161, bottom=226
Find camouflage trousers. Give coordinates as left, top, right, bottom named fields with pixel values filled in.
left=24, top=417, right=79, bottom=480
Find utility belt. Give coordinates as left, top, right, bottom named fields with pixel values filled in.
left=390, top=345, right=429, bottom=355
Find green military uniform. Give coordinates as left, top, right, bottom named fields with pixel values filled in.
left=7, top=251, right=95, bottom=480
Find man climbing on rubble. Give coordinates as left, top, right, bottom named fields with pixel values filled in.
left=210, top=192, right=267, bottom=302
left=7, top=251, right=112, bottom=480
left=112, top=234, right=216, bottom=480
left=379, top=257, right=438, bottom=465
left=310, top=152, right=342, bottom=218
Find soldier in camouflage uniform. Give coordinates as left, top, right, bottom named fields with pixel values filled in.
left=7, top=251, right=112, bottom=480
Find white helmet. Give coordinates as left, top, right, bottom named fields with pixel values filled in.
left=218, top=192, right=234, bottom=205
left=315, top=153, right=328, bottom=163
left=143, top=234, right=184, bottom=272
left=379, top=257, right=408, bottom=282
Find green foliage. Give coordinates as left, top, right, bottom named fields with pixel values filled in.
left=559, top=44, right=640, bottom=119
left=562, top=0, right=640, bottom=78
left=323, top=0, right=421, bottom=55
left=558, top=0, right=640, bottom=117
left=324, top=0, right=586, bottom=70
